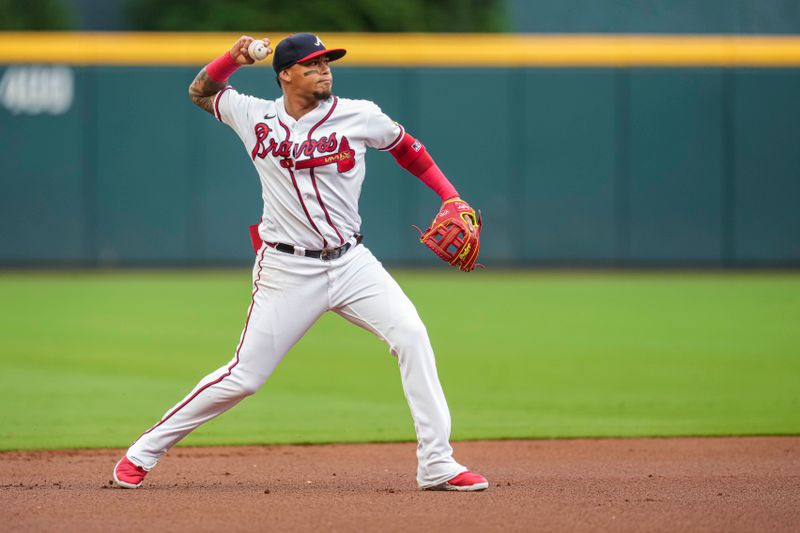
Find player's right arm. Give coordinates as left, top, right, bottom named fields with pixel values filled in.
left=188, top=36, right=269, bottom=115
left=188, top=69, right=228, bottom=115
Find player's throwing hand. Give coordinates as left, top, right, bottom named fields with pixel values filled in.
left=229, top=35, right=272, bottom=65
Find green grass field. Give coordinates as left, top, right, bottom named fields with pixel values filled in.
left=1, top=270, right=798, bottom=451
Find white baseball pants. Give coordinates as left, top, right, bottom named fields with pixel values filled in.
left=127, top=243, right=466, bottom=487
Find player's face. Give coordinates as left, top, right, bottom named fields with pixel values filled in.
left=291, top=55, right=333, bottom=100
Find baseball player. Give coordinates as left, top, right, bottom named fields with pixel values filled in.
left=113, top=33, right=487, bottom=492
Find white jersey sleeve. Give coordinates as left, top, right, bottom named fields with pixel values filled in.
left=363, top=102, right=405, bottom=151
left=212, top=86, right=264, bottom=138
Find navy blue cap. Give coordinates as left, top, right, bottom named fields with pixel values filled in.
left=273, top=33, right=346, bottom=74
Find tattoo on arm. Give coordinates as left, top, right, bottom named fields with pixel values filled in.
left=188, top=68, right=228, bottom=115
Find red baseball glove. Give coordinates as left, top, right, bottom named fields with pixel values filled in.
left=414, top=197, right=482, bottom=272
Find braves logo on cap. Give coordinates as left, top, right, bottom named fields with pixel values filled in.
left=273, top=33, right=347, bottom=74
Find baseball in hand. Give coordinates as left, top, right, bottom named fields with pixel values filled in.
left=248, top=40, right=270, bottom=61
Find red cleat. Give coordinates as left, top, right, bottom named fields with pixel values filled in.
left=427, top=470, right=489, bottom=491
left=113, top=456, right=148, bottom=489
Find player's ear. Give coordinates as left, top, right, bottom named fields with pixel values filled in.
left=279, top=69, right=292, bottom=85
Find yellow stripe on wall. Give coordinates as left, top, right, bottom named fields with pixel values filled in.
left=1, top=32, right=800, bottom=67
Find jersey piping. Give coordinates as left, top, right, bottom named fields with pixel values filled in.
left=278, top=119, right=328, bottom=248
left=213, top=86, right=233, bottom=122
left=304, top=96, right=345, bottom=246
left=379, top=124, right=406, bottom=151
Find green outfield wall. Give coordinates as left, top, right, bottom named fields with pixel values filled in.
left=1, top=38, right=799, bottom=267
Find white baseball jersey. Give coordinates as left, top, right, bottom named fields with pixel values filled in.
left=214, top=89, right=405, bottom=250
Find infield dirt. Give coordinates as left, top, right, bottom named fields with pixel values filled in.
left=1, top=437, right=798, bottom=532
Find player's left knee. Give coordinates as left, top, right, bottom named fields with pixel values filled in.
left=388, top=317, right=431, bottom=352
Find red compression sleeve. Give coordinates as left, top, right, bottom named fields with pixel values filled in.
left=206, top=52, right=240, bottom=82
left=389, top=133, right=458, bottom=201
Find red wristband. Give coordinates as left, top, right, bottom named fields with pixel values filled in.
left=206, top=52, right=240, bottom=83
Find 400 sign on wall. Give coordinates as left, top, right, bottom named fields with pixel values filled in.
left=0, top=65, right=74, bottom=115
